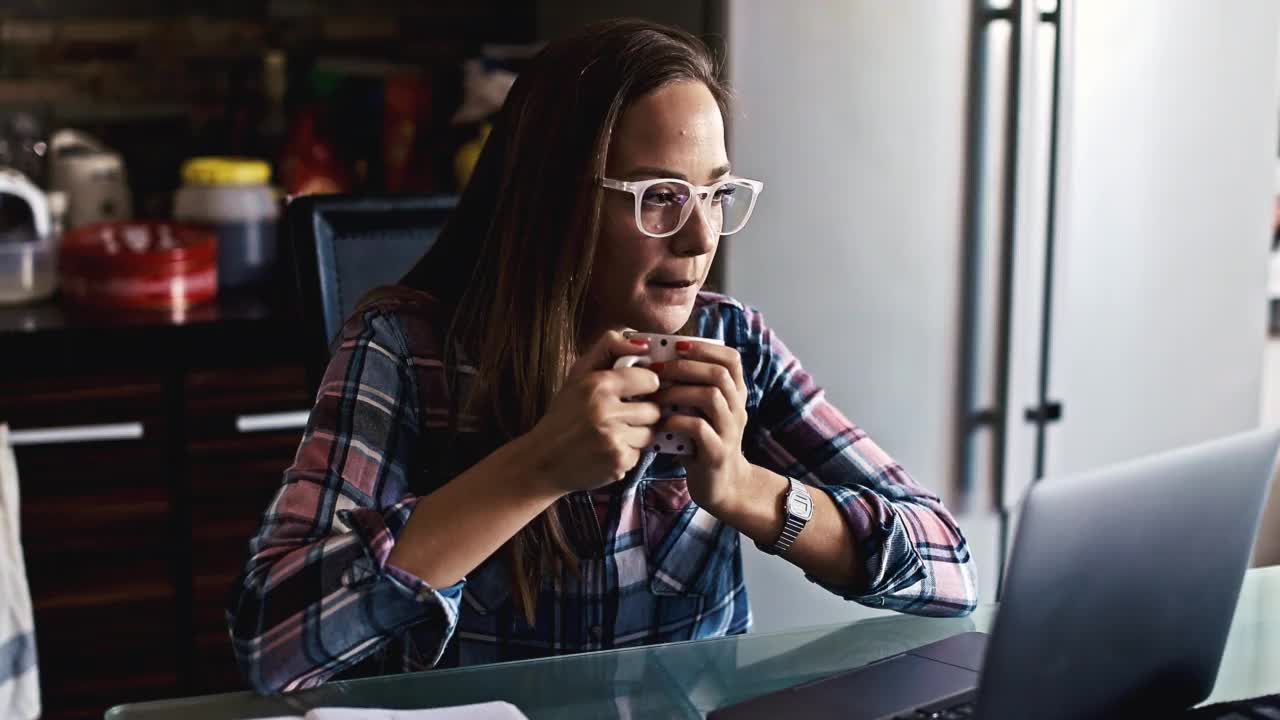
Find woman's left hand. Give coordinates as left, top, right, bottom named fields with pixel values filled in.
left=651, top=340, right=753, bottom=515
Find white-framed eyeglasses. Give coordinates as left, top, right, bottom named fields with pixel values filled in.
left=600, top=176, right=764, bottom=238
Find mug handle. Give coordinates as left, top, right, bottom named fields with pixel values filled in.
left=613, top=354, right=654, bottom=402
left=613, top=354, right=651, bottom=369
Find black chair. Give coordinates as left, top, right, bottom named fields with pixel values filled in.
left=286, top=193, right=457, bottom=393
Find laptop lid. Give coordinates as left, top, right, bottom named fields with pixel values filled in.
left=976, top=427, right=1280, bottom=720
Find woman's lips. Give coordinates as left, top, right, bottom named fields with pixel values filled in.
left=649, top=279, right=695, bottom=288
left=646, top=279, right=697, bottom=303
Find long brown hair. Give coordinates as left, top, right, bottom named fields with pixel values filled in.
left=400, top=19, right=729, bottom=623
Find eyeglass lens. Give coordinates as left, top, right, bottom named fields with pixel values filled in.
left=638, top=181, right=757, bottom=236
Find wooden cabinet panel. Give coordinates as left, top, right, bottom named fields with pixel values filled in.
left=188, top=440, right=304, bottom=693
left=3, top=375, right=177, bottom=720
left=42, top=670, right=182, bottom=720
left=185, top=365, right=311, bottom=438
left=30, top=554, right=177, bottom=720
left=0, top=282, right=311, bottom=716
left=21, top=481, right=170, bottom=554
left=0, top=374, right=166, bottom=430
left=192, top=628, right=243, bottom=695
left=0, top=362, right=312, bottom=713
left=184, top=365, right=311, bottom=694
left=33, top=595, right=176, bottom=671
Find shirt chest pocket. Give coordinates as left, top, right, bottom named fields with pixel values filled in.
left=640, top=477, right=731, bottom=598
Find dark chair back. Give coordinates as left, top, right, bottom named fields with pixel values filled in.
left=286, top=193, right=456, bottom=392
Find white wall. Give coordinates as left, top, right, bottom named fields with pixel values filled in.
left=725, top=0, right=1280, bottom=632
left=724, top=0, right=993, bottom=631
left=1037, top=0, right=1277, bottom=489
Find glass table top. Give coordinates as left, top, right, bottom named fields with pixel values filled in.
left=106, top=566, right=1280, bottom=719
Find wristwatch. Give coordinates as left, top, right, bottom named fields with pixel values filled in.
left=756, top=477, right=814, bottom=556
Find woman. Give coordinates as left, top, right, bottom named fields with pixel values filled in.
left=228, top=19, right=978, bottom=693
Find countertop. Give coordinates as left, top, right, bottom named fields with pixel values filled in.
left=0, top=289, right=305, bottom=375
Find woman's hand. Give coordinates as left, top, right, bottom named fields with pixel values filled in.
left=520, top=331, right=663, bottom=495
left=651, top=340, right=753, bottom=514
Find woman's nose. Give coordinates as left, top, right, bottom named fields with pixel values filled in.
left=671, top=199, right=718, bottom=256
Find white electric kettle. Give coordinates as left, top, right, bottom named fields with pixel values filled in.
left=48, top=129, right=131, bottom=229
left=0, top=168, right=55, bottom=304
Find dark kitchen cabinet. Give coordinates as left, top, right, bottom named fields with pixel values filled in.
left=0, top=297, right=310, bottom=720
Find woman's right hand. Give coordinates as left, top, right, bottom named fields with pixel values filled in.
left=520, top=331, right=663, bottom=495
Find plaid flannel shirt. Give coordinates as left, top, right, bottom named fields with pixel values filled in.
left=227, top=290, right=978, bottom=693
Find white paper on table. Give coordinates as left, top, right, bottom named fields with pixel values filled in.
left=247, top=701, right=529, bottom=720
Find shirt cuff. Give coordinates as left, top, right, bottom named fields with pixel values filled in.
left=804, top=484, right=926, bottom=603
left=339, top=507, right=465, bottom=666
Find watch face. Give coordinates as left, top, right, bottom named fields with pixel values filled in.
left=787, top=489, right=814, bottom=521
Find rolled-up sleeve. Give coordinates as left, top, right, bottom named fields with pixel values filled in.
left=227, top=307, right=463, bottom=693
left=739, top=305, right=979, bottom=617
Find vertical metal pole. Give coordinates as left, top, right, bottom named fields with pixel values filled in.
left=1032, top=3, right=1066, bottom=483
left=956, top=2, right=994, bottom=504
left=959, top=0, right=1065, bottom=600
left=990, top=0, right=1024, bottom=598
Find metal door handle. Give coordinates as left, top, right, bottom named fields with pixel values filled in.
left=8, top=422, right=145, bottom=447
left=1024, top=401, right=1063, bottom=424
left=235, top=410, right=310, bottom=434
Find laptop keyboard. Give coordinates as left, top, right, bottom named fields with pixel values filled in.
left=894, top=692, right=977, bottom=719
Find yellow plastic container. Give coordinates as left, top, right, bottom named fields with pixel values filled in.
left=174, top=157, right=278, bottom=290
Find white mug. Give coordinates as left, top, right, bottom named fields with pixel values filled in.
left=614, top=332, right=725, bottom=455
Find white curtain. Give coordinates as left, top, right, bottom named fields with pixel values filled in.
left=0, top=424, right=39, bottom=720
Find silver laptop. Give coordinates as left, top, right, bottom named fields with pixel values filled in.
left=711, top=427, right=1280, bottom=720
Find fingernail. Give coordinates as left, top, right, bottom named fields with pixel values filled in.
left=649, top=362, right=666, bottom=372
left=675, top=341, right=693, bottom=352
left=629, top=339, right=650, bottom=347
